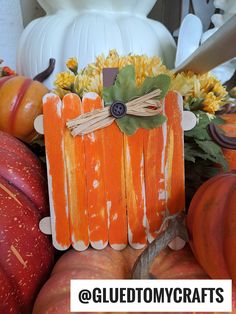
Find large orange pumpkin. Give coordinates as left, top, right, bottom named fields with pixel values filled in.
left=187, top=171, right=236, bottom=287
left=32, top=244, right=228, bottom=314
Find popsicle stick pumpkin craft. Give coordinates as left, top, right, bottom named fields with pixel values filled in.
left=37, top=66, right=196, bottom=251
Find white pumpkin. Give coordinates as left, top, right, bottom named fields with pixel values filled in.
left=17, top=0, right=176, bottom=89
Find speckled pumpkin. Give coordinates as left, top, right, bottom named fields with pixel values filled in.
left=0, top=131, right=54, bottom=313
left=0, top=75, right=48, bottom=142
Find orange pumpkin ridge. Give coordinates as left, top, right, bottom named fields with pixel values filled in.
left=8, top=78, right=32, bottom=134
left=103, top=121, right=127, bottom=250
left=164, top=91, right=185, bottom=215
left=82, top=95, right=108, bottom=249
left=187, top=171, right=236, bottom=286
left=62, top=94, right=89, bottom=250
left=143, top=125, right=165, bottom=242
left=0, top=75, right=12, bottom=88
left=43, top=94, right=71, bottom=250
left=124, top=129, right=147, bottom=248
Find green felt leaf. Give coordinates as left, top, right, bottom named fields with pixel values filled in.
left=103, top=66, right=137, bottom=105
left=102, top=65, right=171, bottom=135
left=140, top=75, right=171, bottom=99
left=116, top=114, right=166, bottom=136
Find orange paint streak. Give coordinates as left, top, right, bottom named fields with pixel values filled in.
left=103, top=122, right=127, bottom=249
left=124, top=130, right=146, bottom=248
left=62, top=94, right=89, bottom=250
left=164, top=92, right=185, bottom=215
left=144, top=124, right=165, bottom=242
left=10, top=245, right=27, bottom=268
left=0, top=182, right=22, bottom=206
left=43, top=95, right=70, bottom=249
left=82, top=95, right=108, bottom=248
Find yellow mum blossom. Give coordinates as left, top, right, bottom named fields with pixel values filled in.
left=54, top=72, right=75, bottom=89
left=72, top=50, right=171, bottom=96
left=53, top=86, right=70, bottom=98
left=171, top=71, right=227, bottom=113
left=54, top=50, right=228, bottom=114
left=202, top=92, right=221, bottom=114
left=66, top=57, right=78, bottom=74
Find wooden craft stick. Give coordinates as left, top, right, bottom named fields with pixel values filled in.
left=103, top=121, right=127, bottom=250
left=82, top=93, right=108, bottom=249
left=143, top=119, right=166, bottom=242
left=124, top=130, right=147, bottom=249
left=62, top=94, right=89, bottom=251
left=43, top=93, right=70, bottom=250
left=164, top=91, right=185, bottom=215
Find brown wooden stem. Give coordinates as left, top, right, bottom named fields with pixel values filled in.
left=217, top=103, right=236, bottom=115
left=132, top=212, right=188, bottom=279
left=33, top=58, right=56, bottom=82
left=208, top=123, right=236, bottom=150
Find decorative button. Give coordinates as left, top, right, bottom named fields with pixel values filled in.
left=110, top=101, right=127, bottom=119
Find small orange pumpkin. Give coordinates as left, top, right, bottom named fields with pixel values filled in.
left=220, top=113, right=236, bottom=170
left=0, top=59, right=55, bottom=142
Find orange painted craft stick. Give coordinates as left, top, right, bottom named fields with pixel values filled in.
left=124, top=130, right=147, bottom=249
left=43, top=94, right=70, bottom=250
left=82, top=93, right=108, bottom=249
left=62, top=94, right=89, bottom=251
left=164, top=91, right=185, bottom=215
left=143, top=122, right=166, bottom=243
left=103, top=121, right=127, bottom=250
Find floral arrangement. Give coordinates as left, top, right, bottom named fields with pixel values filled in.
left=0, top=59, right=15, bottom=77
left=54, top=50, right=228, bottom=114
left=54, top=50, right=229, bottom=202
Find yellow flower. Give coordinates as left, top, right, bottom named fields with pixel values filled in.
left=66, top=57, right=78, bottom=74
left=54, top=72, right=75, bottom=89
left=212, top=81, right=227, bottom=97
left=53, top=50, right=228, bottom=113
left=71, top=50, right=171, bottom=97
left=52, top=87, right=70, bottom=98
left=202, top=92, right=221, bottom=114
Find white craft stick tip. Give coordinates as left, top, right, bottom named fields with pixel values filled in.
left=34, top=115, right=44, bottom=135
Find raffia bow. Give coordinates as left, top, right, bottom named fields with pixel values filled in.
left=67, top=89, right=162, bottom=136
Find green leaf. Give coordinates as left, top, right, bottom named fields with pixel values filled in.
left=195, top=140, right=228, bottom=170
left=140, top=74, right=171, bottom=99
left=185, top=158, right=222, bottom=207
left=116, top=114, right=166, bottom=136
left=185, top=110, right=216, bottom=141
left=103, top=66, right=137, bottom=105
left=102, top=65, right=171, bottom=135
left=184, top=142, right=209, bottom=162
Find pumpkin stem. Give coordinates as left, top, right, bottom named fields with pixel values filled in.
left=132, top=212, right=188, bottom=279
left=208, top=123, right=236, bottom=150
left=33, top=58, right=56, bottom=82
left=216, top=103, right=236, bottom=115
